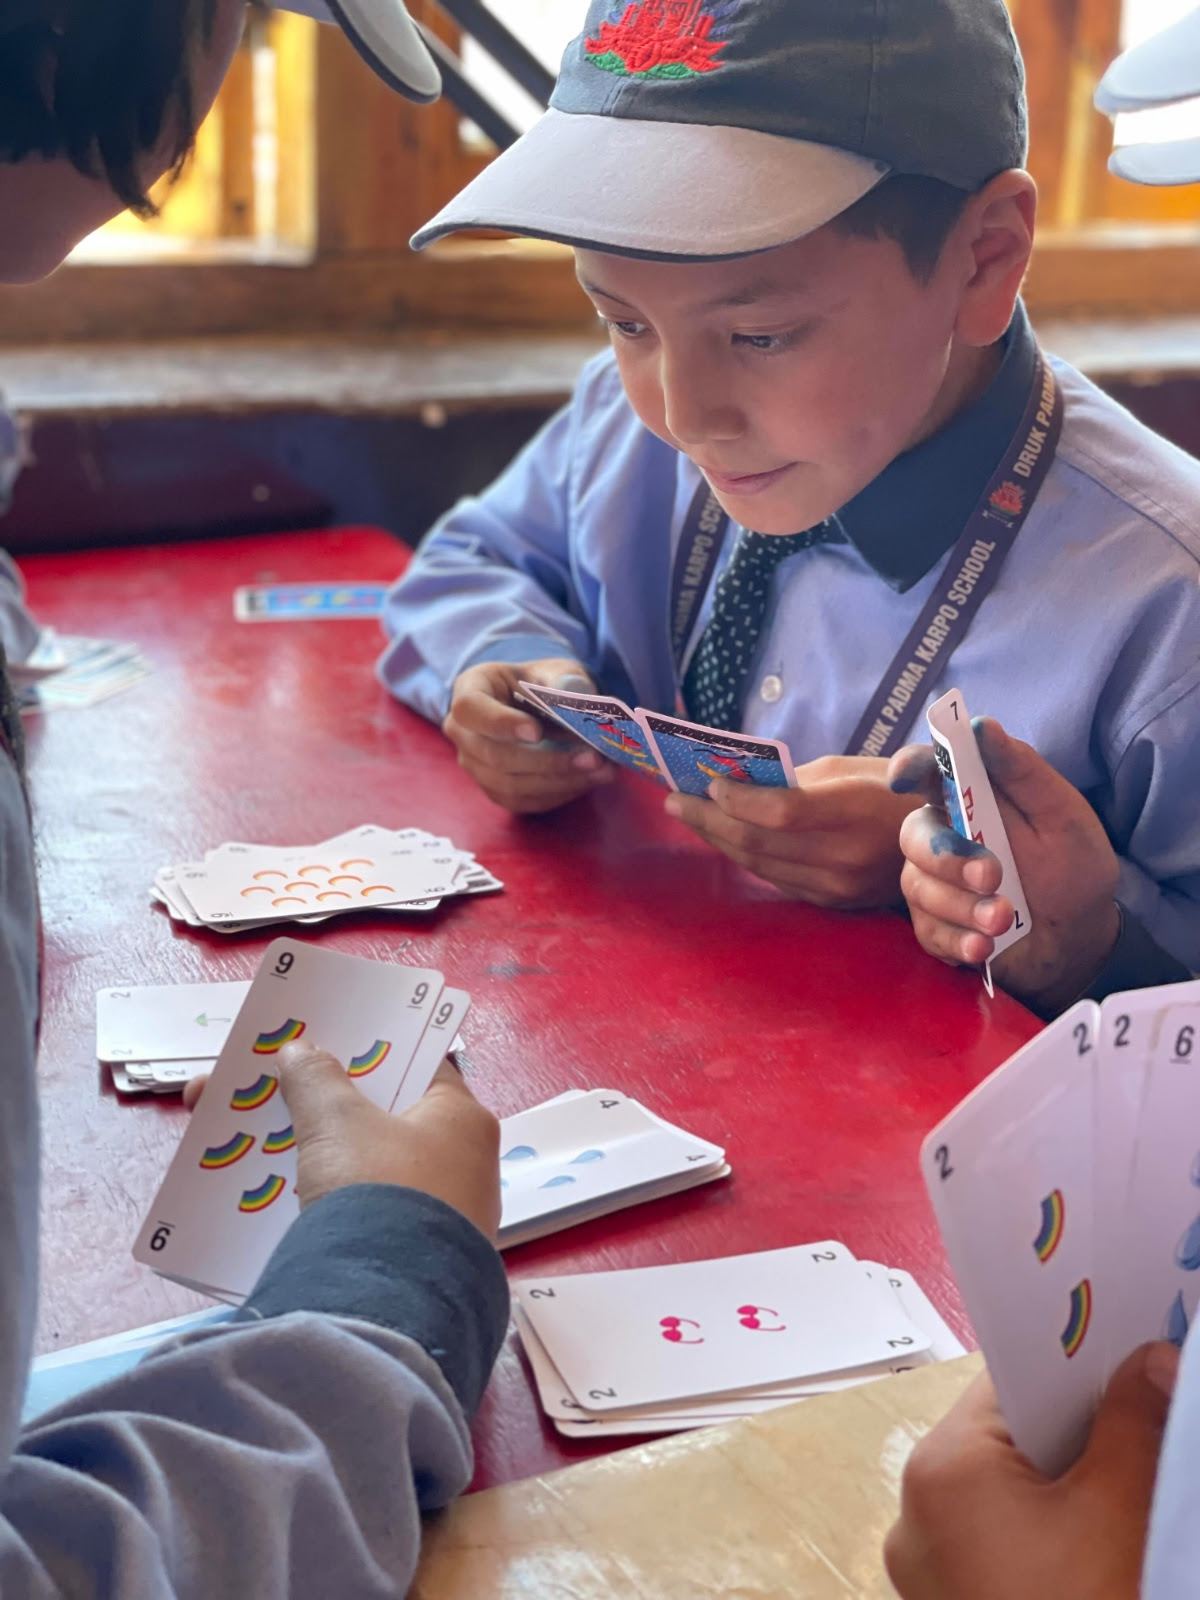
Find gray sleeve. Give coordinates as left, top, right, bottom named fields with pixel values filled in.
left=5, top=1314, right=479, bottom=1600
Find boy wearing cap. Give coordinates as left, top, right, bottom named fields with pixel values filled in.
left=382, top=0, right=1200, bottom=963
left=0, top=6, right=509, bottom=1598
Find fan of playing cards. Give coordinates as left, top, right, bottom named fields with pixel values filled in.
left=134, top=940, right=471, bottom=1300
left=514, top=1245, right=964, bottom=1438
left=150, top=824, right=501, bottom=934
left=517, top=682, right=797, bottom=794
left=924, top=975, right=1200, bottom=1478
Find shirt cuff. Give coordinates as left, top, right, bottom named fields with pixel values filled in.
left=460, top=633, right=577, bottom=672
left=1078, top=903, right=1194, bottom=1010
left=235, top=1186, right=509, bottom=1420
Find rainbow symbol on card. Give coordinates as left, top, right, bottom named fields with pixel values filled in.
left=252, top=1019, right=306, bottom=1055
left=347, top=1039, right=391, bottom=1078
left=262, top=1125, right=296, bottom=1155
left=1060, top=1279, right=1092, bottom=1358
left=238, top=1174, right=287, bottom=1213
left=229, top=1073, right=279, bottom=1112
left=1033, top=1190, right=1065, bottom=1263
left=199, top=1132, right=255, bottom=1170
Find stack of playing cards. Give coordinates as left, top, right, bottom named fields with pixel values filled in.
left=517, top=682, right=797, bottom=795
left=233, top=582, right=388, bottom=621
left=134, top=939, right=470, bottom=1301
left=12, top=629, right=150, bottom=712
left=151, top=824, right=502, bottom=934
left=97, top=980, right=250, bottom=1094
left=923, top=976, right=1200, bottom=1477
left=496, top=1089, right=730, bottom=1250
left=514, top=1244, right=964, bottom=1437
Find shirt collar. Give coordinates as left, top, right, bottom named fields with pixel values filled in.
left=832, top=301, right=1039, bottom=593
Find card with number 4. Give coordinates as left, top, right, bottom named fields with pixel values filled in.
left=926, top=688, right=1032, bottom=994
left=133, top=940, right=457, bottom=1302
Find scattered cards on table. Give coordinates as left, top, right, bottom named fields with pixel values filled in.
left=926, top=687, right=1032, bottom=994
left=496, top=1089, right=730, bottom=1250
left=514, top=1245, right=963, bottom=1437
left=97, top=980, right=249, bottom=1094
left=517, top=682, right=796, bottom=796
left=923, top=976, right=1200, bottom=1477
left=12, top=629, right=150, bottom=712
left=150, top=823, right=502, bottom=934
left=233, top=583, right=389, bottom=622
left=134, top=940, right=470, bottom=1301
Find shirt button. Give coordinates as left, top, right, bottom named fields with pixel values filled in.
left=760, top=674, right=783, bottom=704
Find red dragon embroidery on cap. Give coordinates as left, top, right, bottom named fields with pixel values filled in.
left=585, top=0, right=734, bottom=79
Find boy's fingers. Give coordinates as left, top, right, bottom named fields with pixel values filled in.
left=276, top=1041, right=363, bottom=1135
left=900, top=808, right=1004, bottom=894
left=446, top=689, right=547, bottom=746
left=887, top=743, right=945, bottom=805
left=451, top=724, right=606, bottom=777
left=1070, top=1343, right=1178, bottom=1499
left=901, top=858, right=1015, bottom=938
left=971, top=718, right=1073, bottom=825
left=703, top=779, right=810, bottom=828
left=182, top=1074, right=208, bottom=1111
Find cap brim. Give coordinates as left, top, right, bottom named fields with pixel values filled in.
left=269, top=0, right=441, bottom=103
left=1109, top=136, right=1200, bottom=184
left=1096, top=7, right=1200, bottom=114
left=411, top=107, right=888, bottom=259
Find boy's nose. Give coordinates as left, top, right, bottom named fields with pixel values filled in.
left=660, top=376, right=744, bottom=448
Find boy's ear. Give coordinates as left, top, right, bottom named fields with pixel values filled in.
left=953, top=170, right=1037, bottom=349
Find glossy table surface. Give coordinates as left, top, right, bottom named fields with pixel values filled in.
left=21, top=526, right=1041, bottom=1492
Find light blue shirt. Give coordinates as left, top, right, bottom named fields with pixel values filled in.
left=380, top=319, right=1200, bottom=968
left=1144, top=1323, right=1200, bottom=1597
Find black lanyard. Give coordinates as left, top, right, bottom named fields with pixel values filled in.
left=667, top=351, right=1063, bottom=758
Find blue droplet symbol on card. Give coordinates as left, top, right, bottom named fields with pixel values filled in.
left=501, top=1145, right=537, bottom=1163
left=1191, top=1151, right=1200, bottom=1188
left=1165, top=1291, right=1190, bottom=1348
left=1176, top=1214, right=1200, bottom=1272
left=569, top=1149, right=605, bottom=1166
left=538, top=1175, right=577, bottom=1190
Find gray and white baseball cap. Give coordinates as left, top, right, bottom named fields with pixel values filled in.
left=412, top=0, right=1027, bottom=259
left=270, top=0, right=440, bottom=103
left=1095, top=6, right=1200, bottom=184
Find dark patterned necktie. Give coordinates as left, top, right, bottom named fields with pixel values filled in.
left=684, top=523, right=844, bottom=731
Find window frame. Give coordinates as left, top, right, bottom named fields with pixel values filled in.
left=2, top=0, right=1199, bottom=347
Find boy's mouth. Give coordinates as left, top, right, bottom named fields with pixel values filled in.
left=701, top=463, right=796, bottom=498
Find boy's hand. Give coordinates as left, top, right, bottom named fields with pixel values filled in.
left=885, top=1342, right=1178, bottom=1600
left=664, top=755, right=920, bottom=910
left=888, top=718, right=1121, bottom=1014
left=184, top=1044, right=502, bottom=1239
left=443, top=658, right=616, bottom=814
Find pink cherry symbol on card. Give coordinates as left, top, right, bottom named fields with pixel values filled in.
left=737, top=1304, right=787, bottom=1333
left=659, top=1315, right=703, bottom=1345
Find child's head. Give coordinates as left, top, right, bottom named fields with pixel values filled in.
left=415, top=0, right=1035, bottom=534
left=0, top=0, right=438, bottom=285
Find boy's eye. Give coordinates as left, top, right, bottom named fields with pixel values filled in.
left=736, top=334, right=782, bottom=352
left=602, top=317, right=648, bottom=340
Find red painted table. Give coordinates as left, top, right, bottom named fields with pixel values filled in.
left=21, top=525, right=1040, bottom=1492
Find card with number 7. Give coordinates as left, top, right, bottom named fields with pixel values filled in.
left=926, top=688, right=1032, bottom=995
